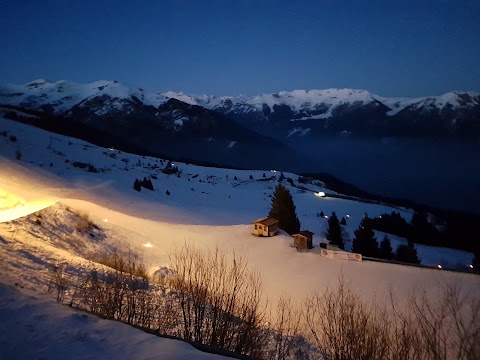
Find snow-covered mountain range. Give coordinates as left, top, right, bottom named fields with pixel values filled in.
left=1, top=79, right=479, bottom=174
left=163, top=87, right=480, bottom=139
left=163, top=88, right=480, bottom=118
left=1, top=79, right=479, bottom=140
left=0, top=79, right=298, bottom=170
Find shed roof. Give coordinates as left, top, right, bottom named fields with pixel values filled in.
left=294, top=230, right=315, bottom=237
left=252, top=217, right=279, bottom=227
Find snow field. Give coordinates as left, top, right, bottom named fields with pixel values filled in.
left=1, top=118, right=479, bottom=310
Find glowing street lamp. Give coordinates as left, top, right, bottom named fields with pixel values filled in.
left=315, top=191, right=326, bottom=197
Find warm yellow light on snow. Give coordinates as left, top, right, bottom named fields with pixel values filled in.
left=0, top=198, right=55, bottom=223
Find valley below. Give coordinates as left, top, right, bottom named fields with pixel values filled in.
left=292, top=137, right=480, bottom=213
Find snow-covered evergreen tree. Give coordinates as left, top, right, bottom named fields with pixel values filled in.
left=268, top=184, right=300, bottom=235
left=352, top=217, right=378, bottom=257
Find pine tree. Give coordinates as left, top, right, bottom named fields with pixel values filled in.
left=320, top=211, right=324, bottom=218
left=352, top=217, right=378, bottom=257
left=326, top=212, right=344, bottom=249
left=395, top=241, right=420, bottom=264
left=379, top=235, right=394, bottom=260
left=141, top=177, right=154, bottom=191
left=133, top=179, right=141, bottom=192
left=268, top=184, right=300, bottom=235
left=340, top=217, right=347, bottom=225
left=409, top=211, right=438, bottom=245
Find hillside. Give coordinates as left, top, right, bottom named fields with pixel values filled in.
left=0, top=117, right=476, bottom=271
left=1, top=117, right=479, bottom=358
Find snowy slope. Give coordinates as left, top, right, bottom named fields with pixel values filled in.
left=0, top=117, right=476, bottom=272
left=0, top=284, right=228, bottom=360
left=1, top=117, right=480, bottom=358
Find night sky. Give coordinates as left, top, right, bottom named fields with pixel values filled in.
left=1, top=0, right=479, bottom=97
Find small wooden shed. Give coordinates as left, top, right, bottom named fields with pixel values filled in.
left=252, top=217, right=279, bottom=237
left=293, top=230, right=314, bottom=250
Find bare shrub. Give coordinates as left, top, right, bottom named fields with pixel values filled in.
left=47, top=264, right=68, bottom=303
left=91, top=250, right=149, bottom=280
left=267, top=295, right=305, bottom=360
left=303, top=276, right=480, bottom=360
left=166, top=244, right=267, bottom=356
left=74, top=211, right=97, bottom=232
left=43, top=245, right=479, bottom=359
left=304, top=276, right=391, bottom=360
left=390, top=283, right=480, bottom=360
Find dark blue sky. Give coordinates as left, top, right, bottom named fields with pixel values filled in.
left=1, top=0, right=479, bottom=97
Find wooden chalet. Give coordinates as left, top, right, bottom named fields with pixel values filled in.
left=252, top=217, right=279, bottom=237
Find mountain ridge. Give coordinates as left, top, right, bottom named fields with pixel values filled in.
left=1, top=79, right=479, bottom=142
left=2, top=79, right=479, bottom=117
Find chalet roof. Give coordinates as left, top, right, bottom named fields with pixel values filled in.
left=252, top=217, right=279, bottom=227
left=294, top=230, right=315, bottom=237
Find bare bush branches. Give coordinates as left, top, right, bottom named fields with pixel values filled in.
left=304, top=276, right=390, bottom=360
left=70, top=210, right=98, bottom=233
left=46, top=245, right=479, bottom=360
left=166, top=244, right=267, bottom=356
left=268, top=295, right=304, bottom=360
left=304, top=277, right=480, bottom=360
left=89, top=250, right=149, bottom=280
left=390, top=283, right=480, bottom=360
